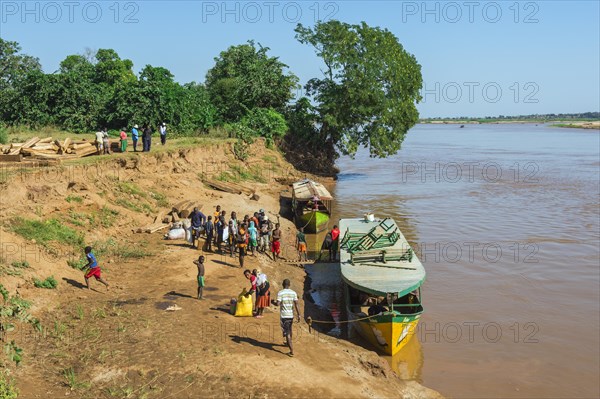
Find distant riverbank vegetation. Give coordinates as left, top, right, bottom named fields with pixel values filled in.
left=420, top=112, right=599, bottom=124
left=0, top=20, right=424, bottom=175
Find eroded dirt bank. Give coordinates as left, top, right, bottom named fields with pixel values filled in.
left=0, top=140, right=441, bottom=398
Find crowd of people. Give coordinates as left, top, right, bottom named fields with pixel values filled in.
left=94, top=123, right=168, bottom=154
left=189, top=206, right=284, bottom=268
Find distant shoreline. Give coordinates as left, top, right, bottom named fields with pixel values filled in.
left=419, top=120, right=600, bottom=129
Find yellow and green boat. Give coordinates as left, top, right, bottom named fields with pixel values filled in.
left=292, top=180, right=333, bottom=233
left=339, top=217, right=425, bottom=356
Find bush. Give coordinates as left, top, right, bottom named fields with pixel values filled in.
left=0, top=126, right=8, bottom=145
left=33, top=276, right=58, bottom=289
left=240, top=107, right=288, bottom=147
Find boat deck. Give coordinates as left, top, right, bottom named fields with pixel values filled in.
left=339, top=218, right=425, bottom=296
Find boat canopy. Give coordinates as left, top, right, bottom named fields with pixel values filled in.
left=339, top=218, right=426, bottom=297
left=292, top=179, right=333, bottom=201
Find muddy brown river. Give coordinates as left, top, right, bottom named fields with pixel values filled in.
left=308, top=124, right=599, bottom=398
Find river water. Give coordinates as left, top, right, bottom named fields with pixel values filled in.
left=322, top=124, right=599, bottom=398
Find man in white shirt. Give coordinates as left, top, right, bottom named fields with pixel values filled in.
left=159, top=122, right=167, bottom=145
left=273, top=279, right=301, bottom=357
left=94, top=129, right=104, bottom=154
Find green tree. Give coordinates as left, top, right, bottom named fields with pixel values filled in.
left=294, top=21, right=423, bottom=159
left=0, top=39, right=42, bottom=124
left=0, top=39, right=41, bottom=91
left=240, top=107, right=288, bottom=146
left=205, top=41, right=298, bottom=122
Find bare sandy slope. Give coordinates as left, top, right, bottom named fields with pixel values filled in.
left=0, top=140, right=441, bottom=398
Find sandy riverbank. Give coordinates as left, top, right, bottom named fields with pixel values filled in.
left=0, top=138, right=442, bottom=398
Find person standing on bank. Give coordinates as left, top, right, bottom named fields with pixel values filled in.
left=102, top=127, right=111, bottom=155
left=159, top=122, right=167, bottom=145
left=273, top=279, right=301, bottom=357
left=119, top=127, right=127, bottom=153
left=142, top=124, right=153, bottom=152
left=131, top=124, right=139, bottom=152
left=193, top=255, right=205, bottom=300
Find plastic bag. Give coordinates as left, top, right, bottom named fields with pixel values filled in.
left=166, top=227, right=186, bottom=240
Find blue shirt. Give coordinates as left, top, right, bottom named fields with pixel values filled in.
left=191, top=210, right=206, bottom=228
left=131, top=128, right=139, bottom=139
left=87, top=252, right=98, bottom=268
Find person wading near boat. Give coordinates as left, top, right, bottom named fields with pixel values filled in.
left=330, top=225, right=340, bottom=261
left=273, top=279, right=301, bottom=357
left=271, top=223, right=282, bottom=261
left=296, top=227, right=308, bottom=262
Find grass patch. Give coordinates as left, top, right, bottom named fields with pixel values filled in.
left=149, top=191, right=169, bottom=208
left=114, top=198, right=154, bottom=214
left=11, top=261, right=30, bottom=269
left=62, top=367, right=90, bottom=391
left=10, top=218, right=84, bottom=249
left=92, top=238, right=151, bottom=260
left=97, top=206, right=119, bottom=228
left=65, top=195, right=83, bottom=204
left=116, top=181, right=147, bottom=198
left=33, top=276, right=58, bottom=289
left=219, top=164, right=267, bottom=183
left=0, top=260, right=31, bottom=277
left=0, top=369, right=19, bottom=399
left=262, top=155, right=277, bottom=164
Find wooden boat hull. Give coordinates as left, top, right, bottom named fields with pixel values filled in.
left=349, top=310, right=420, bottom=356
left=297, top=211, right=330, bottom=233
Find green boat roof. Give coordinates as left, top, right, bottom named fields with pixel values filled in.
left=339, top=217, right=426, bottom=297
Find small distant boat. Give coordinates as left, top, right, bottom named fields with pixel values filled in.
left=292, top=179, right=332, bottom=233
left=338, top=216, right=425, bottom=356
left=460, top=124, right=465, bottom=128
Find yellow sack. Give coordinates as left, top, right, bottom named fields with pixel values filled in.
left=235, top=289, right=253, bottom=317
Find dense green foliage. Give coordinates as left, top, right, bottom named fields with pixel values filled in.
left=1, top=23, right=425, bottom=171
left=0, top=40, right=216, bottom=135
left=205, top=41, right=298, bottom=122
left=294, top=21, right=423, bottom=159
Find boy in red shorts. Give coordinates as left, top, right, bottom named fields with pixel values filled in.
left=83, top=246, right=109, bottom=290
left=271, top=223, right=282, bottom=261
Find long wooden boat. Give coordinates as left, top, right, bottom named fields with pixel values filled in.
left=339, top=217, right=425, bottom=356
left=292, top=180, right=332, bottom=233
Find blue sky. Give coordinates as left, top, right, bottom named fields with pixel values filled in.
left=1, top=0, right=599, bottom=118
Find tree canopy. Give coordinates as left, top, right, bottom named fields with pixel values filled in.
left=205, top=41, right=298, bottom=122
left=294, top=21, right=423, bottom=159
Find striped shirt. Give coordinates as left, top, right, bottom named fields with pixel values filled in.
left=277, top=288, right=298, bottom=319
